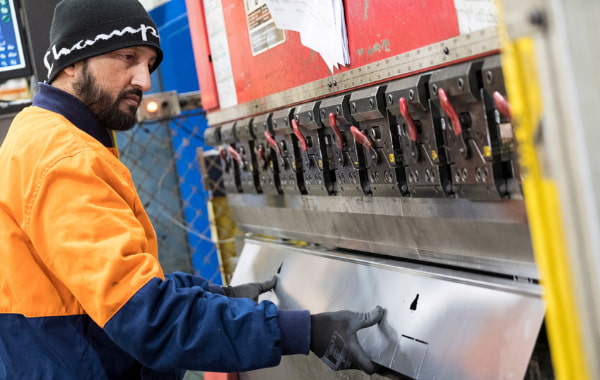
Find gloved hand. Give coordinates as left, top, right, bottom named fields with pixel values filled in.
left=222, top=276, right=277, bottom=302
left=310, top=306, right=385, bottom=374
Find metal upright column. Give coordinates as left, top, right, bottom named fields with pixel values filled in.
left=498, top=0, right=600, bottom=378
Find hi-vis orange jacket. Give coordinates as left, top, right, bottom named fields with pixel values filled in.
left=0, top=84, right=309, bottom=380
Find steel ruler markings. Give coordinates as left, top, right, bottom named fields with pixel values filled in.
left=207, top=27, right=500, bottom=126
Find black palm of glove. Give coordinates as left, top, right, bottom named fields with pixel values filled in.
left=222, top=276, right=277, bottom=302
left=310, top=306, right=385, bottom=374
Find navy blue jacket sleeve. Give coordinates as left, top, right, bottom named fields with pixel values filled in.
left=103, top=276, right=310, bottom=372
left=165, top=271, right=210, bottom=289
left=165, top=272, right=225, bottom=294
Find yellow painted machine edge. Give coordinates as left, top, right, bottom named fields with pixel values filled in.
left=495, top=2, right=590, bottom=379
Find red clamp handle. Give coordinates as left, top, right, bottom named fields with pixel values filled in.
left=257, top=146, right=266, bottom=166
left=328, top=112, right=344, bottom=150
left=227, top=145, right=242, bottom=166
left=264, top=131, right=280, bottom=157
left=493, top=91, right=512, bottom=120
left=219, top=148, right=228, bottom=162
left=350, top=126, right=373, bottom=151
left=399, top=97, right=418, bottom=141
left=291, top=119, right=308, bottom=151
left=438, top=88, right=462, bottom=136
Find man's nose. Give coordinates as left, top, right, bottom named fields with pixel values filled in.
left=131, top=65, right=152, bottom=92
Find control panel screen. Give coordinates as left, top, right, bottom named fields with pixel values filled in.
left=0, top=0, right=30, bottom=81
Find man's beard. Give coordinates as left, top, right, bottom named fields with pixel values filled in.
left=72, top=62, right=143, bottom=131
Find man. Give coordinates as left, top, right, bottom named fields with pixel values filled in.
left=0, top=0, right=385, bottom=379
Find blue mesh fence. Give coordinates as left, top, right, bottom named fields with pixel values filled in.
left=116, top=109, right=225, bottom=285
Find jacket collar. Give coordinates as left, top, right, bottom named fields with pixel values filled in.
left=32, top=83, right=114, bottom=148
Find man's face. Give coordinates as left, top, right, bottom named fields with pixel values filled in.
left=71, top=46, right=157, bottom=131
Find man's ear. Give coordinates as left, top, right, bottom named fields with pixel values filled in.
left=50, top=63, right=79, bottom=91
left=62, top=63, right=78, bottom=78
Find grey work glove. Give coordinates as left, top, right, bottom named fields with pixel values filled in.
left=222, top=276, right=277, bottom=302
left=310, top=306, right=385, bottom=374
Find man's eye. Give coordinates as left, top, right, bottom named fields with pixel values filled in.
left=122, top=54, right=135, bottom=61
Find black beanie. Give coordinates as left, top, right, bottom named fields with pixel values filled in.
left=44, top=0, right=163, bottom=83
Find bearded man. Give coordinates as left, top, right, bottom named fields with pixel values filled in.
left=0, top=1, right=384, bottom=379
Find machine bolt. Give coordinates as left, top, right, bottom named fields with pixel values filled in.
left=494, top=109, right=502, bottom=124
left=371, top=126, right=381, bottom=139
left=384, top=171, right=391, bottom=183
left=499, top=183, right=507, bottom=193
left=409, top=89, right=415, bottom=100
left=529, top=9, right=547, bottom=27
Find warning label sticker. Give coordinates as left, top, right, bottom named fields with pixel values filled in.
left=453, top=0, right=498, bottom=34
left=245, top=0, right=286, bottom=55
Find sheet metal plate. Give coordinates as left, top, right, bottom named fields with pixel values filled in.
left=233, top=239, right=545, bottom=380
